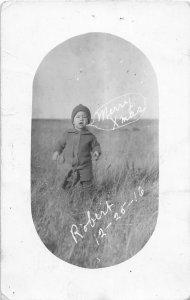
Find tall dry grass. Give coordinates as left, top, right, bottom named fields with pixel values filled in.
left=31, top=119, right=159, bottom=268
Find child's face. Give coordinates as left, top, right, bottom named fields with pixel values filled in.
left=73, top=111, right=88, bottom=130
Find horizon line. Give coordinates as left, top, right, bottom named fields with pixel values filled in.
left=32, top=117, right=159, bottom=121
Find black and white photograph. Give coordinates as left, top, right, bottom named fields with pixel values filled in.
left=31, top=32, right=159, bottom=268
left=1, top=1, right=190, bottom=300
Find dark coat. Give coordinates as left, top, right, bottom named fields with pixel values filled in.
left=54, top=127, right=101, bottom=182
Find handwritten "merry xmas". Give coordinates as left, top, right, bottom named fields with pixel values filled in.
left=70, top=186, right=144, bottom=244
left=90, top=93, right=146, bottom=131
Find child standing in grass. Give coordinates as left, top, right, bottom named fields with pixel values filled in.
left=52, top=104, right=101, bottom=207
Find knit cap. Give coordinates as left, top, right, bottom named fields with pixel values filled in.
left=71, top=104, right=91, bottom=124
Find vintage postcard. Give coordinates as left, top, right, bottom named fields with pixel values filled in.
left=1, top=1, right=190, bottom=300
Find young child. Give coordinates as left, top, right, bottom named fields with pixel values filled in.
left=52, top=104, right=101, bottom=200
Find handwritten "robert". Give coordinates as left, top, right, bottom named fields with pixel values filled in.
left=70, top=186, right=144, bottom=244
left=71, top=201, right=114, bottom=244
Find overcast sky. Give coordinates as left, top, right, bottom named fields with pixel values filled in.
left=32, top=32, right=158, bottom=119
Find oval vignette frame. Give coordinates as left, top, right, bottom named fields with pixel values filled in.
left=31, top=32, right=159, bottom=268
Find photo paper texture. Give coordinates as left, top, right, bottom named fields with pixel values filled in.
left=1, top=1, right=190, bottom=300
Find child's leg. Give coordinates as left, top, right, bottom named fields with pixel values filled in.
left=80, top=180, right=93, bottom=209
left=61, top=169, right=73, bottom=190
left=62, top=169, right=80, bottom=190
left=71, top=167, right=93, bottom=223
left=70, top=180, right=93, bottom=224
left=81, top=180, right=93, bottom=193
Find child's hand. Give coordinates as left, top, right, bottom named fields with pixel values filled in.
left=52, top=151, right=59, bottom=161
left=92, top=151, right=99, bottom=161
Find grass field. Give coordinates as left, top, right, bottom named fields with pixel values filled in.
left=31, top=119, right=159, bottom=268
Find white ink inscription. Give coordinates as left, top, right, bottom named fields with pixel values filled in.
left=70, top=201, right=114, bottom=244
left=89, top=93, right=146, bottom=131
left=70, top=186, right=144, bottom=244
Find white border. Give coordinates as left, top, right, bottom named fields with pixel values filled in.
left=1, top=2, right=190, bottom=300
